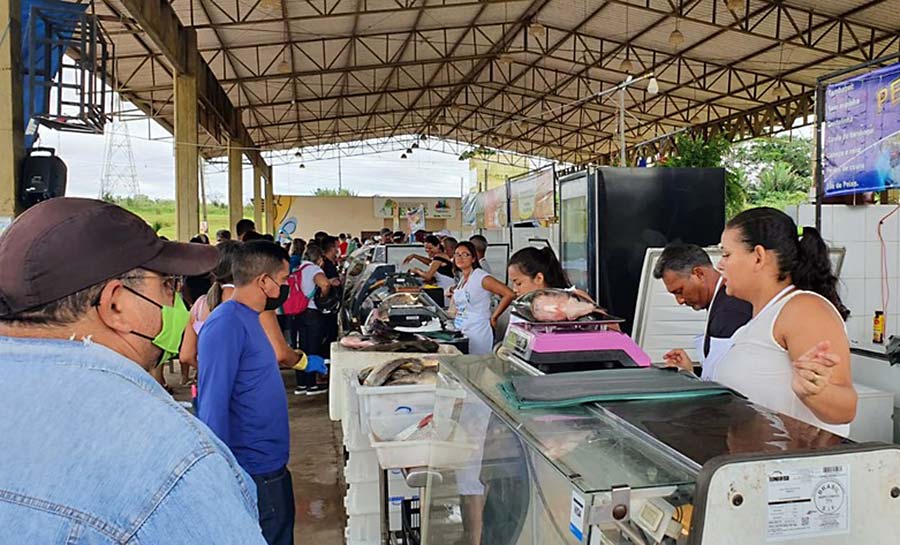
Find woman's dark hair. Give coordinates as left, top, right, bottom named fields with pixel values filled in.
left=291, top=238, right=306, bottom=257
left=304, top=243, right=325, bottom=264
left=207, top=240, right=241, bottom=310
left=454, top=241, right=481, bottom=269
left=424, top=235, right=442, bottom=248
left=508, top=246, right=571, bottom=289
left=727, top=207, right=848, bottom=320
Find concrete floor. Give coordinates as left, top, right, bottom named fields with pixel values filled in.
left=167, top=366, right=346, bottom=545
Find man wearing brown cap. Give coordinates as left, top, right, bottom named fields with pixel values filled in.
left=0, top=198, right=267, bottom=544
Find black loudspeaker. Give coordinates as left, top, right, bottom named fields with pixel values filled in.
left=21, top=147, right=67, bottom=209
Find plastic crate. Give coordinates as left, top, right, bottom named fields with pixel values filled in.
left=356, top=382, right=466, bottom=442
left=345, top=513, right=380, bottom=542
left=401, top=498, right=421, bottom=545
left=369, top=431, right=477, bottom=470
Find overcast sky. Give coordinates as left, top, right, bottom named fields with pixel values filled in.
left=38, top=107, right=471, bottom=203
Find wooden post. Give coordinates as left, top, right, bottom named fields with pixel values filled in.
left=174, top=30, right=199, bottom=241
left=265, top=165, right=275, bottom=235
left=253, top=163, right=263, bottom=228
left=0, top=0, right=24, bottom=224
left=228, top=140, right=243, bottom=232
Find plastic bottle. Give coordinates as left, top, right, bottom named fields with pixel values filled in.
left=873, top=310, right=885, bottom=344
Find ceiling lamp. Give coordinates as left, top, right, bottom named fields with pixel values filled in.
left=294, top=150, right=302, bottom=158
left=298, top=163, right=306, bottom=169
left=647, top=77, right=660, bottom=96
left=277, top=59, right=291, bottom=74
left=668, top=28, right=685, bottom=47
left=773, top=83, right=787, bottom=100
left=726, top=0, right=743, bottom=12
left=528, top=22, right=545, bottom=39
left=498, top=52, right=515, bottom=65
left=411, top=142, right=419, bottom=149
left=619, top=56, right=633, bottom=73
left=400, top=152, right=408, bottom=159
left=406, top=147, right=413, bottom=154
left=419, top=134, right=428, bottom=141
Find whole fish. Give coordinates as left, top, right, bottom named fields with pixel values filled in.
left=362, top=357, right=423, bottom=386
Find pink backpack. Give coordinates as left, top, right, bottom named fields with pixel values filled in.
left=283, top=264, right=311, bottom=315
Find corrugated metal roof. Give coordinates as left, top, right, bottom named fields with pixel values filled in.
left=95, top=0, right=900, bottom=163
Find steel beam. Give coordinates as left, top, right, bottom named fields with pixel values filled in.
left=0, top=0, right=23, bottom=220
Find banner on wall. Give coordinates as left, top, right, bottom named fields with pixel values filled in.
left=406, top=206, right=426, bottom=234
left=273, top=195, right=298, bottom=243
left=373, top=197, right=455, bottom=219
left=824, top=62, right=900, bottom=196
left=481, top=185, right=508, bottom=229
left=509, top=167, right=555, bottom=222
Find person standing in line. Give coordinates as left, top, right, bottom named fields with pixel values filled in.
left=320, top=236, right=343, bottom=363
left=236, top=219, right=256, bottom=240
left=468, top=234, right=492, bottom=274
left=217, top=229, right=233, bottom=243
left=338, top=233, right=349, bottom=259
left=451, top=241, right=514, bottom=355
left=198, top=241, right=296, bottom=545
left=652, top=243, right=753, bottom=380
left=292, top=244, right=334, bottom=395
left=0, top=198, right=267, bottom=544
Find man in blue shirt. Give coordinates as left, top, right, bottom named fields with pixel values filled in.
left=0, top=198, right=267, bottom=544
left=198, top=240, right=294, bottom=545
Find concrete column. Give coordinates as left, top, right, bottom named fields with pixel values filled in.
left=253, top=163, right=263, bottom=228
left=0, top=0, right=24, bottom=222
left=228, top=141, right=243, bottom=232
left=265, top=165, right=275, bottom=235
left=174, top=30, right=200, bottom=241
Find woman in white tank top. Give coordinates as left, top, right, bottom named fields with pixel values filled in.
left=713, top=208, right=856, bottom=436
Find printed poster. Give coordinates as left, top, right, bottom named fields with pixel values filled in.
left=824, top=61, right=900, bottom=196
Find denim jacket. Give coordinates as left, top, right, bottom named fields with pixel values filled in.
left=0, top=336, right=267, bottom=545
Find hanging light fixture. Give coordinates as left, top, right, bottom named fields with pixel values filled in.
left=294, top=150, right=302, bottom=158
left=619, top=55, right=633, bottom=73
left=498, top=52, right=515, bottom=65
left=668, top=27, right=685, bottom=47
left=406, top=147, right=413, bottom=154
left=298, top=163, right=306, bottom=169
left=647, top=77, right=660, bottom=96
left=411, top=142, right=419, bottom=149
left=528, top=22, right=545, bottom=39
left=400, top=152, right=408, bottom=159
left=726, top=0, right=744, bottom=12
left=277, top=59, right=291, bottom=74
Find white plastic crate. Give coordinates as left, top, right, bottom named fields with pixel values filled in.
left=345, top=481, right=380, bottom=516
left=345, top=514, right=380, bottom=541
left=345, top=450, right=379, bottom=483
left=356, top=381, right=466, bottom=442
left=369, top=431, right=477, bottom=470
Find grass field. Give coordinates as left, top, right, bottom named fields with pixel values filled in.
left=107, top=196, right=254, bottom=240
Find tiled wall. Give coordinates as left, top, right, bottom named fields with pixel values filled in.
left=797, top=204, right=900, bottom=346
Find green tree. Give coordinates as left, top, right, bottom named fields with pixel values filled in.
left=313, top=187, right=358, bottom=197
left=661, top=133, right=747, bottom=220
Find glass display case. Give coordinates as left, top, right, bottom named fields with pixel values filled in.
left=409, top=356, right=898, bottom=545
left=420, top=356, right=697, bottom=545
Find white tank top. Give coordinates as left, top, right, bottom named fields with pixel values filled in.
left=713, top=288, right=850, bottom=437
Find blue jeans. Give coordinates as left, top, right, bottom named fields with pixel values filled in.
left=252, top=466, right=295, bottom=545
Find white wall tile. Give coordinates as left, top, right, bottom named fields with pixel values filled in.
left=840, top=279, right=866, bottom=314
left=832, top=205, right=868, bottom=242
left=865, top=278, right=888, bottom=315
left=797, top=205, right=815, bottom=231
left=889, top=283, right=900, bottom=316
left=887, top=314, right=900, bottom=339
left=864, top=241, right=900, bottom=279
left=839, top=243, right=865, bottom=278
left=819, top=205, right=834, bottom=238
left=846, top=315, right=866, bottom=342
left=866, top=205, right=900, bottom=242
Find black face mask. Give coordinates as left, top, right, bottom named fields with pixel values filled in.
left=264, top=277, right=290, bottom=311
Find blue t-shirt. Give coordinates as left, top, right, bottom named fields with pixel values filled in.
left=198, top=300, right=290, bottom=475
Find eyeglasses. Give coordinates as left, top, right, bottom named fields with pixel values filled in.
left=121, top=274, right=184, bottom=295
left=454, top=252, right=472, bottom=258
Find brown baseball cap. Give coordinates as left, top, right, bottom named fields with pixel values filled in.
left=0, top=197, right=218, bottom=316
